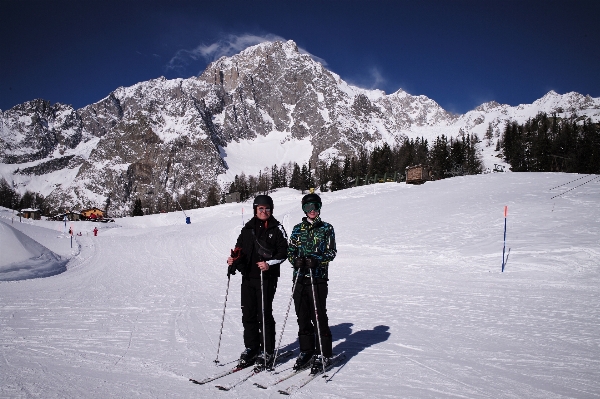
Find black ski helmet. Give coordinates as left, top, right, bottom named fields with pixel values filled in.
left=301, top=193, right=322, bottom=211
left=253, top=194, right=274, bottom=215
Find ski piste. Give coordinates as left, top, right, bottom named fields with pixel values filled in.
left=214, top=350, right=293, bottom=391
left=253, top=362, right=311, bottom=389
left=278, top=353, right=346, bottom=395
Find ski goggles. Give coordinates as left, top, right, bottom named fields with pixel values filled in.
left=302, top=202, right=321, bottom=213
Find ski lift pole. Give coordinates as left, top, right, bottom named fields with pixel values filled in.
left=174, top=196, right=190, bottom=224
left=502, top=206, right=508, bottom=272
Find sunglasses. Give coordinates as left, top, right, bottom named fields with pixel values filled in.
left=256, top=207, right=271, bottom=213
left=302, top=202, right=321, bottom=213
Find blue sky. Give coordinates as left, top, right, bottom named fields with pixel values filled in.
left=1, top=0, right=598, bottom=114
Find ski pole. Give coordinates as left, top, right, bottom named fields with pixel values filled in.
left=214, top=271, right=231, bottom=364
left=309, top=267, right=326, bottom=374
left=260, top=269, right=267, bottom=369
left=273, top=269, right=300, bottom=367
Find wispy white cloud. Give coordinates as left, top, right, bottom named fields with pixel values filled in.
left=344, top=66, right=389, bottom=92
left=167, top=33, right=327, bottom=75
left=368, top=67, right=386, bottom=90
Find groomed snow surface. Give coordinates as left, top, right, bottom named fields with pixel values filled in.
left=1, top=173, right=599, bottom=398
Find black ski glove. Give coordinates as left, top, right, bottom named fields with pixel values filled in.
left=228, top=264, right=237, bottom=276
left=294, top=257, right=305, bottom=271
left=228, top=247, right=242, bottom=276
left=305, top=257, right=319, bottom=271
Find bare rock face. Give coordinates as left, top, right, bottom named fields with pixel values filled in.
left=2, top=40, right=599, bottom=215
left=1, top=99, right=85, bottom=164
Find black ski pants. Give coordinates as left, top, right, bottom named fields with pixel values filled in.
left=293, top=278, right=332, bottom=357
left=241, top=276, right=278, bottom=354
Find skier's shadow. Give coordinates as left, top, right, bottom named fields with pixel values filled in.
left=277, top=323, right=391, bottom=362
left=330, top=323, right=391, bottom=362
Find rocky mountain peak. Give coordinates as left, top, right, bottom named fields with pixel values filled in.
left=2, top=40, right=599, bottom=216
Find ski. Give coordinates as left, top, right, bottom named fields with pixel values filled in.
left=216, top=368, right=258, bottom=391
left=215, top=350, right=293, bottom=391
left=189, top=364, right=248, bottom=385
left=253, top=362, right=311, bottom=389
left=278, top=353, right=346, bottom=395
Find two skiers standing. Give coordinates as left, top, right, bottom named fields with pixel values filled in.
left=226, top=192, right=337, bottom=374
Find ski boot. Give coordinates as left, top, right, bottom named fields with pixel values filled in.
left=254, top=351, right=274, bottom=371
left=293, top=351, right=314, bottom=371
left=310, top=355, right=331, bottom=375
left=237, top=347, right=258, bottom=368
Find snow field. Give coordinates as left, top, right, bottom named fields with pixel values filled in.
left=1, top=173, right=599, bottom=398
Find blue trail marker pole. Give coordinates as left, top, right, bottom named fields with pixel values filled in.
left=502, top=206, right=508, bottom=272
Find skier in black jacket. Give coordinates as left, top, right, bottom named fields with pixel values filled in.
left=227, top=195, right=288, bottom=369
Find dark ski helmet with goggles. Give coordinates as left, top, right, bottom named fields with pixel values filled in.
left=253, top=194, right=274, bottom=216
left=301, top=193, right=322, bottom=213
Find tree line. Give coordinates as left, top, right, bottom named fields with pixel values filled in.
left=501, top=112, right=600, bottom=173
left=0, top=178, right=49, bottom=214
left=1, top=131, right=485, bottom=215
left=227, top=133, right=483, bottom=200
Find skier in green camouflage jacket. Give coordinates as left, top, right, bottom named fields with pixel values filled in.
left=287, top=192, right=337, bottom=374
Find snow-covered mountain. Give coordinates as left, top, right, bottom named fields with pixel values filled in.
left=1, top=40, right=599, bottom=215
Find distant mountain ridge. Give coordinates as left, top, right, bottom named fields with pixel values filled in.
left=1, top=40, right=599, bottom=215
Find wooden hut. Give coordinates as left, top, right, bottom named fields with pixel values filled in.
left=405, top=165, right=430, bottom=185
left=225, top=192, right=241, bottom=203
left=81, top=207, right=104, bottom=220
left=19, top=208, right=41, bottom=220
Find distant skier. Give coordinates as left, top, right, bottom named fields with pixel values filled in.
left=93, top=227, right=98, bottom=236
left=226, top=195, right=288, bottom=370
left=287, top=192, right=337, bottom=373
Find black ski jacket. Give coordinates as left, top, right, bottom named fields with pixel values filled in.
left=232, top=215, right=288, bottom=278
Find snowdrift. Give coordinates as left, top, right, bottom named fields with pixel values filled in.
left=0, top=220, right=67, bottom=281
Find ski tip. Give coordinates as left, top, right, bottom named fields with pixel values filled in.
left=189, top=379, right=203, bottom=385
left=216, top=385, right=229, bottom=391
left=254, top=383, right=267, bottom=389
left=278, top=390, right=290, bottom=395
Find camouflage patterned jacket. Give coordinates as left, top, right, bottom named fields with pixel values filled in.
left=287, top=216, right=337, bottom=280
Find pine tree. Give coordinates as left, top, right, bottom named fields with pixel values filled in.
left=330, top=160, right=343, bottom=191
left=429, top=135, right=450, bottom=179
left=132, top=199, right=144, bottom=216
left=205, top=185, right=220, bottom=207
left=316, top=160, right=329, bottom=192
left=484, top=123, right=494, bottom=147
left=342, top=157, right=351, bottom=188
left=289, top=163, right=301, bottom=190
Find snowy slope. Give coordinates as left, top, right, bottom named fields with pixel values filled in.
left=1, top=173, right=599, bottom=398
